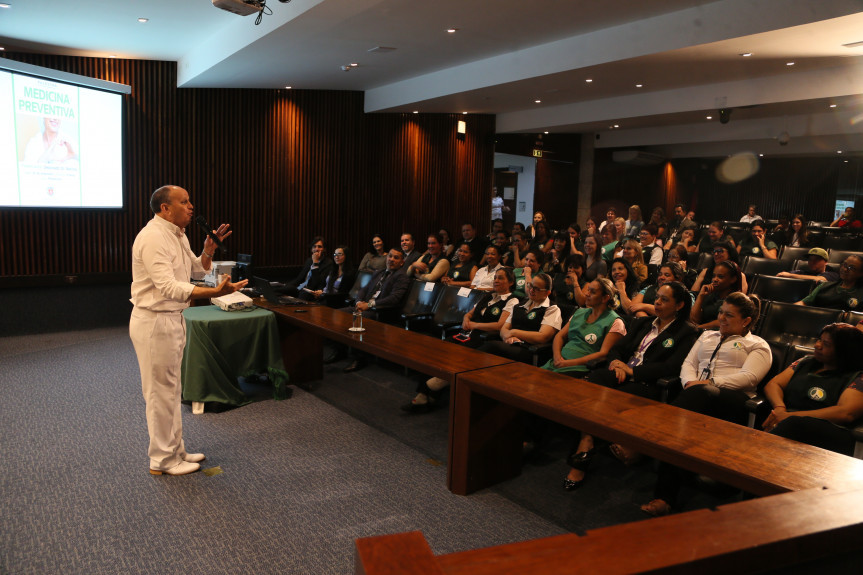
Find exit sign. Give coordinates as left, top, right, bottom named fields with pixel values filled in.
left=532, top=149, right=542, bottom=158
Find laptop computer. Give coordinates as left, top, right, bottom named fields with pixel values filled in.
left=253, top=276, right=317, bottom=306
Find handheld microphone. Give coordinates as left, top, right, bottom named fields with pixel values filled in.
left=195, top=215, right=224, bottom=249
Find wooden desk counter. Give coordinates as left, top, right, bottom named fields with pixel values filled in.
left=449, top=362, right=863, bottom=496
left=256, top=299, right=514, bottom=383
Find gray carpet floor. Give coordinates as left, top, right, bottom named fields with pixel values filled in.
left=0, top=327, right=564, bottom=574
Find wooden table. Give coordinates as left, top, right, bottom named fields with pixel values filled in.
left=449, top=362, right=863, bottom=496
left=355, top=481, right=863, bottom=574
left=255, top=298, right=515, bottom=384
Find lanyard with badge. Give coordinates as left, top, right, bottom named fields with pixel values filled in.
left=699, top=336, right=729, bottom=381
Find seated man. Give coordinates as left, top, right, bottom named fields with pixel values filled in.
left=284, top=236, right=334, bottom=297
left=777, top=248, right=839, bottom=283
left=461, top=222, right=489, bottom=267
left=342, top=249, right=412, bottom=372
left=739, top=204, right=761, bottom=224
left=400, top=233, right=421, bottom=267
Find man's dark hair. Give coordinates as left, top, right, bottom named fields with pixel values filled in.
left=150, top=186, right=173, bottom=215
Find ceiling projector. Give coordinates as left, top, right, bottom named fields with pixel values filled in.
left=212, top=0, right=264, bottom=16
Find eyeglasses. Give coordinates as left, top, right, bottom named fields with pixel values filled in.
left=527, top=283, right=548, bottom=291
left=841, top=262, right=861, bottom=271
left=713, top=249, right=726, bottom=255
left=333, top=252, right=344, bottom=257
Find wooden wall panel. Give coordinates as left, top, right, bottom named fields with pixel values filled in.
left=0, top=54, right=495, bottom=279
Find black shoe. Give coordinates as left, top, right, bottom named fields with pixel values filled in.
left=343, top=359, right=366, bottom=373
left=562, top=476, right=584, bottom=491
left=566, top=447, right=596, bottom=471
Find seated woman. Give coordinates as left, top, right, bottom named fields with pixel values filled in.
left=284, top=236, right=334, bottom=297
left=402, top=268, right=519, bottom=413
left=691, top=260, right=743, bottom=330
left=600, top=225, right=619, bottom=264
left=696, top=221, right=736, bottom=254
left=797, top=255, right=863, bottom=311
left=625, top=205, right=644, bottom=238
left=526, top=211, right=546, bottom=239
left=621, top=239, right=649, bottom=284
left=357, top=234, right=387, bottom=272
left=642, top=292, right=771, bottom=516
left=582, top=235, right=607, bottom=282
left=319, top=245, right=357, bottom=306
left=664, top=227, right=698, bottom=253
left=513, top=249, right=544, bottom=300
left=531, top=220, right=554, bottom=253
left=585, top=281, right=700, bottom=467
left=406, top=232, right=450, bottom=282
left=762, top=323, right=863, bottom=455
left=470, top=244, right=504, bottom=291
left=647, top=206, right=668, bottom=241
left=691, top=241, right=746, bottom=293
left=666, top=244, right=698, bottom=289
left=567, top=222, right=584, bottom=256
left=552, top=253, right=588, bottom=307
left=785, top=214, right=809, bottom=248
left=736, top=220, right=778, bottom=259
left=539, top=278, right=626, bottom=490
left=542, top=231, right=571, bottom=276
left=628, top=262, right=688, bottom=318
left=583, top=216, right=599, bottom=239
left=610, top=257, right=642, bottom=319
left=478, top=272, right=562, bottom=364
left=441, top=242, right=478, bottom=288
left=439, top=228, right=455, bottom=259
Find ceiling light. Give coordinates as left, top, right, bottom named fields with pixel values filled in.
left=544, top=131, right=549, bottom=134
left=706, top=116, right=713, bottom=120
left=585, top=79, right=593, bottom=83
left=109, top=55, right=117, bottom=59
left=786, top=62, right=795, bottom=66
left=447, top=28, right=458, bottom=33
left=137, top=18, right=148, bottom=23
left=534, top=99, right=541, bottom=103
left=0, top=3, right=10, bottom=7
left=837, top=150, right=843, bottom=154
left=285, top=86, right=292, bottom=89
left=613, top=124, right=619, bottom=128
left=830, top=104, right=837, bottom=108
left=635, top=84, right=643, bottom=88
left=0, top=47, right=4, bottom=51
left=740, top=52, right=752, bottom=57
left=350, top=63, right=358, bottom=67
left=462, top=112, right=467, bottom=115
left=759, top=154, right=764, bottom=157
left=413, top=111, right=418, bottom=114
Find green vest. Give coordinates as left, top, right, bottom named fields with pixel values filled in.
left=542, top=308, right=620, bottom=374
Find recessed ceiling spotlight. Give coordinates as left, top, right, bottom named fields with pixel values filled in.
left=740, top=52, right=752, bottom=57
left=706, top=116, right=713, bottom=120
left=837, top=150, right=843, bottom=154
left=0, top=47, right=5, bottom=51
left=285, top=86, right=292, bottom=89
left=635, top=84, right=643, bottom=88
left=585, top=78, right=593, bottom=83
left=447, top=28, right=458, bottom=33
left=462, top=112, right=467, bottom=115
left=534, top=99, right=541, bottom=103
left=830, top=104, right=838, bottom=108
left=350, top=63, right=358, bottom=67
left=614, top=124, right=619, bottom=128
left=138, top=18, right=148, bottom=23
left=759, top=154, right=764, bottom=157
left=0, top=3, right=10, bottom=7
left=413, top=111, right=418, bottom=114
left=786, top=61, right=795, bottom=66
left=544, top=131, right=549, bottom=134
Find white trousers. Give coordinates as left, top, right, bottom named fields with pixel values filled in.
left=130, top=307, right=188, bottom=470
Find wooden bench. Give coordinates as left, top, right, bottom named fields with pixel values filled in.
left=448, top=362, right=863, bottom=496
left=355, top=481, right=863, bottom=574
left=255, top=298, right=515, bottom=384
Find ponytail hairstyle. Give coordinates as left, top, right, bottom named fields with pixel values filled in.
left=724, top=291, right=761, bottom=333
left=594, top=277, right=620, bottom=310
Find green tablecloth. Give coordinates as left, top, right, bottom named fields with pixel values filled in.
left=181, top=305, right=289, bottom=406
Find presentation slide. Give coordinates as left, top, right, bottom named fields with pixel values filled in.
left=0, top=69, right=123, bottom=208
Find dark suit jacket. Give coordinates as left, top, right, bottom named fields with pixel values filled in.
left=356, top=267, right=411, bottom=312
left=402, top=250, right=421, bottom=268
left=285, top=257, right=334, bottom=294
left=605, top=316, right=700, bottom=384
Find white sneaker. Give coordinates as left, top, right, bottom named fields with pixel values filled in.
left=150, top=461, right=200, bottom=476
left=183, top=453, right=206, bottom=463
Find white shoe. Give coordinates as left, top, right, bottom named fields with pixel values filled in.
left=183, top=452, right=206, bottom=463
left=150, top=461, right=200, bottom=476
